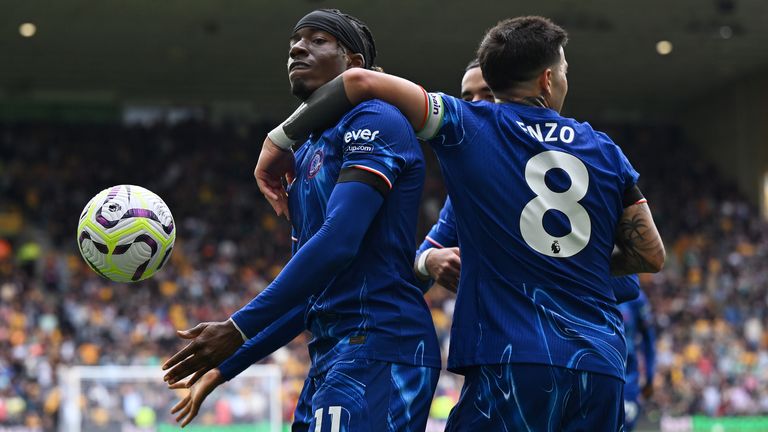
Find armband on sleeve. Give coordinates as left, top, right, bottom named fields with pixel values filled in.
left=337, top=166, right=391, bottom=197
left=416, top=92, right=444, bottom=140
left=622, top=184, right=646, bottom=208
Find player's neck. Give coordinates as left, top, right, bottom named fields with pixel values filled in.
left=494, top=87, right=551, bottom=110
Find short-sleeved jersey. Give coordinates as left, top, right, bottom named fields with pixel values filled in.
left=619, top=286, right=655, bottom=393
left=420, top=94, right=639, bottom=379
left=288, top=100, right=441, bottom=376
left=416, top=196, right=458, bottom=256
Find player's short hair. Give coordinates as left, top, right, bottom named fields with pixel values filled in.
left=465, top=58, right=480, bottom=72
left=477, top=16, right=568, bottom=92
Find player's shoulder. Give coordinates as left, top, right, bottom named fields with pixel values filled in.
left=548, top=113, right=597, bottom=138
left=343, top=99, right=409, bottom=123
left=572, top=120, right=618, bottom=148
left=435, top=92, right=488, bottom=113
left=334, top=100, right=416, bottom=146
left=440, top=94, right=501, bottom=127
left=564, top=118, right=632, bottom=169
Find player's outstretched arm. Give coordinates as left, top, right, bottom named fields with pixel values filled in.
left=167, top=308, right=305, bottom=427
left=611, top=202, right=665, bottom=275
left=169, top=368, right=223, bottom=428
left=163, top=183, right=383, bottom=384
left=340, top=69, right=428, bottom=130
left=268, top=70, right=428, bottom=150
left=216, top=304, right=304, bottom=382
left=163, top=304, right=305, bottom=386
left=231, top=181, right=383, bottom=333
left=256, top=70, right=428, bottom=215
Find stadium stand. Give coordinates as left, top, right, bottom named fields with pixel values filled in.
left=1, top=120, right=767, bottom=429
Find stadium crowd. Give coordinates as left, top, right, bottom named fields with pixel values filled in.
left=0, top=120, right=766, bottom=429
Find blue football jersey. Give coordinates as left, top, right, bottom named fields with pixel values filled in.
left=419, top=94, right=639, bottom=379
left=418, top=199, right=640, bottom=303
left=619, top=287, right=656, bottom=396
left=288, top=100, right=441, bottom=375
left=417, top=196, right=458, bottom=256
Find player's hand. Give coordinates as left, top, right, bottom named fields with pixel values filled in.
left=641, top=382, right=654, bottom=399
left=426, top=247, right=461, bottom=293
left=169, top=368, right=224, bottom=428
left=255, top=137, right=295, bottom=220
left=162, top=320, right=243, bottom=386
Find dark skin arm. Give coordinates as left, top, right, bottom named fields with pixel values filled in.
left=415, top=247, right=461, bottom=293
left=162, top=320, right=243, bottom=386
left=255, top=139, right=296, bottom=219
left=256, top=69, right=427, bottom=217
left=169, top=368, right=224, bottom=428
left=610, top=202, right=665, bottom=275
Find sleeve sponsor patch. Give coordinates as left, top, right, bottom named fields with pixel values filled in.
left=344, top=143, right=374, bottom=154
left=343, top=128, right=379, bottom=154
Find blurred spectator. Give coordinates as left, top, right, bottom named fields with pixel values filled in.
left=0, top=120, right=766, bottom=429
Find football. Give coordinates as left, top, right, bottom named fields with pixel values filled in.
left=77, top=185, right=175, bottom=282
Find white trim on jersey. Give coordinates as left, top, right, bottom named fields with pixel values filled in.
left=229, top=317, right=249, bottom=342
left=349, top=164, right=393, bottom=190
left=425, top=236, right=445, bottom=249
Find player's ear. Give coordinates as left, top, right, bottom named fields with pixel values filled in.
left=539, top=68, right=553, bottom=96
left=346, top=53, right=365, bottom=69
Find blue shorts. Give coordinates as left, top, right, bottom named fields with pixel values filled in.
left=446, top=363, right=624, bottom=432
left=292, top=359, right=439, bottom=432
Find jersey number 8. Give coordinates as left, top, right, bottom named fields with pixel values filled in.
left=520, top=150, right=591, bottom=258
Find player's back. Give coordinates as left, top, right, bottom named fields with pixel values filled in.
left=425, top=95, right=638, bottom=379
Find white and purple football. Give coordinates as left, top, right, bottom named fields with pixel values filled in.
left=77, top=185, right=175, bottom=282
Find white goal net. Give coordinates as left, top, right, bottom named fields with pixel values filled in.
left=58, top=365, right=282, bottom=432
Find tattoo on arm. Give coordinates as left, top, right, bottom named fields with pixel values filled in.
left=611, top=203, right=665, bottom=275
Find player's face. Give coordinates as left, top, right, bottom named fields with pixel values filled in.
left=288, top=28, right=350, bottom=100
left=460, top=67, right=494, bottom=102
left=548, top=46, right=569, bottom=112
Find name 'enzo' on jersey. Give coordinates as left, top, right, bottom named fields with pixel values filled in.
left=516, top=121, right=575, bottom=143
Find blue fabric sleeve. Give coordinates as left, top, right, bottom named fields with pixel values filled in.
left=218, top=304, right=304, bottom=381
left=596, top=131, right=640, bottom=190
left=611, top=274, right=640, bottom=304
left=339, top=101, right=416, bottom=190
left=230, top=181, right=384, bottom=339
left=637, top=291, right=657, bottom=381
left=422, top=93, right=470, bottom=150
left=416, top=196, right=459, bottom=256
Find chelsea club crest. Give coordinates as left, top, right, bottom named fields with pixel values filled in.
left=307, top=148, right=324, bottom=179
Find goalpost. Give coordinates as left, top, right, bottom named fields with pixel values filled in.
left=58, top=364, right=282, bottom=432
